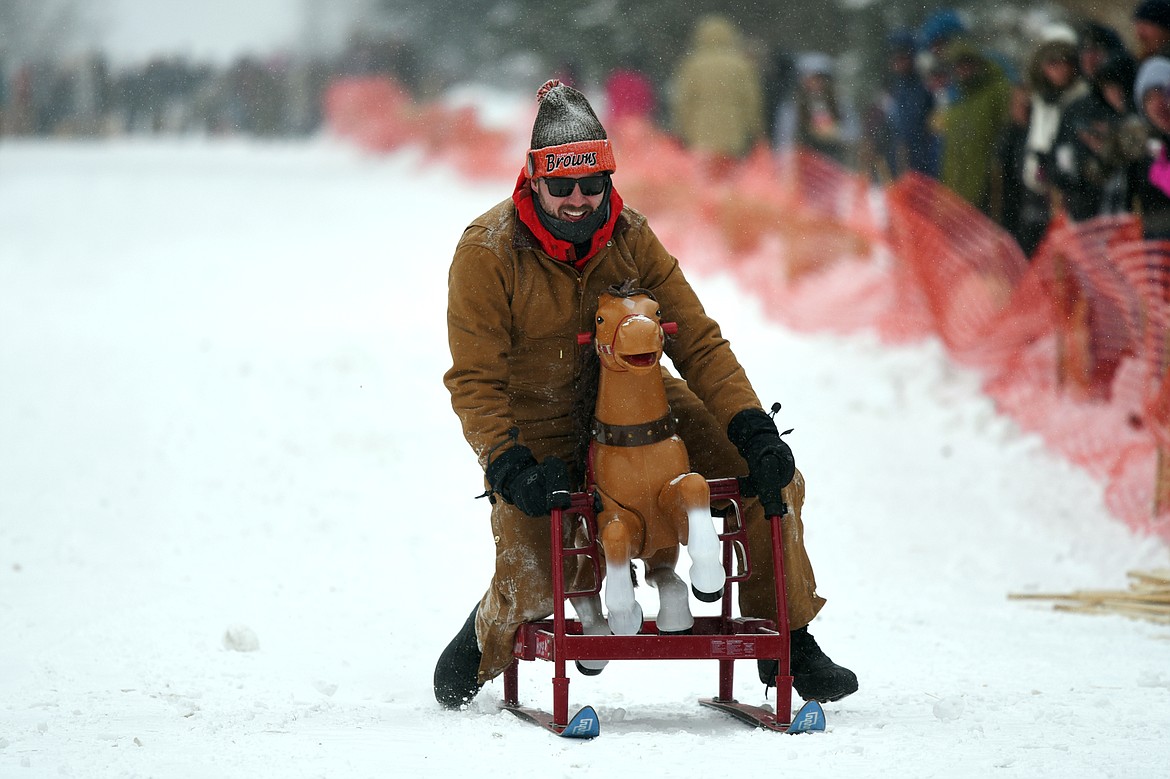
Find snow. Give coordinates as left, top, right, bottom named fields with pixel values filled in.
left=2, top=135, right=1169, bottom=778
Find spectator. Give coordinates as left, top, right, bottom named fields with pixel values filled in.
left=934, top=41, right=1012, bottom=214
left=602, top=60, right=657, bottom=126
left=1099, top=57, right=1147, bottom=215
left=775, top=52, right=857, bottom=165
left=1017, top=32, right=1090, bottom=254
left=761, top=47, right=797, bottom=144
left=917, top=8, right=967, bottom=109
left=870, top=30, right=938, bottom=179
left=1134, top=0, right=1170, bottom=60
left=1051, top=46, right=1139, bottom=220
left=1078, top=21, right=1129, bottom=80
left=1129, top=56, right=1170, bottom=238
left=671, top=15, right=764, bottom=164
left=993, top=84, right=1032, bottom=249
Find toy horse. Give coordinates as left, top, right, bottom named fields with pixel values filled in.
left=571, top=284, right=726, bottom=652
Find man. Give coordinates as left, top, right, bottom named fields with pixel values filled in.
left=434, top=79, right=857, bottom=710
left=1135, top=0, right=1170, bottom=60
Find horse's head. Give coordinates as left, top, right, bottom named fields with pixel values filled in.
left=591, top=290, right=666, bottom=373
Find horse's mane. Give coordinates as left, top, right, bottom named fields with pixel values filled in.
left=608, top=279, right=656, bottom=301
left=571, top=280, right=662, bottom=482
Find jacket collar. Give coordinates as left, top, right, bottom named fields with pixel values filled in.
left=511, top=170, right=624, bottom=270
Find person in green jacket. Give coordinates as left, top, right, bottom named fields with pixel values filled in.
left=935, top=41, right=1013, bottom=214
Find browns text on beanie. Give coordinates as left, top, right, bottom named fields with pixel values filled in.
left=526, top=79, right=617, bottom=179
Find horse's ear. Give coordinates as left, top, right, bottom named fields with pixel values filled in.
left=577, top=333, right=593, bottom=346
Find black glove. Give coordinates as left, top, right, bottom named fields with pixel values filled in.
left=728, top=407, right=795, bottom=518
left=485, top=444, right=572, bottom=518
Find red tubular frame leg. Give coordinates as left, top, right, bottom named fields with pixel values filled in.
left=550, top=497, right=571, bottom=727
left=770, top=511, right=793, bottom=724
left=504, top=661, right=518, bottom=706
left=716, top=525, right=736, bottom=702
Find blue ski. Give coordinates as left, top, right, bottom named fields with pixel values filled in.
left=504, top=703, right=600, bottom=738
left=786, top=700, right=826, bottom=734
left=699, top=696, right=828, bottom=732
left=560, top=705, right=600, bottom=738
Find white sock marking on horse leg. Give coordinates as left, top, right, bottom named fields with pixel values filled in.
left=645, top=568, right=694, bottom=632
left=570, top=594, right=610, bottom=671
left=604, top=559, right=642, bottom=635
left=687, top=506, right=726, bottom=595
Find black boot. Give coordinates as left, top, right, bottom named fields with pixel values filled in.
left=757, top=626, right=858, bottom=703
left=434, top=605, right=485, bottom=709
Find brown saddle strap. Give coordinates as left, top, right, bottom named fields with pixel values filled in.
left=592, top=411, right=677, bottom=447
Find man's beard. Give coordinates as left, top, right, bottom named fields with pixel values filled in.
left=535, top=185, right=612, bottom=245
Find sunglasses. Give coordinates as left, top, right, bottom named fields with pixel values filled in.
left=543, top=174, right=609, bottom=198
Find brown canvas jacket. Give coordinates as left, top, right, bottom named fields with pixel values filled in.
left=444, top=197, right=762, bottom=470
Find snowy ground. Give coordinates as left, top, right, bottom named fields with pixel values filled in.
left=2, top=138, right=1169, bottom=778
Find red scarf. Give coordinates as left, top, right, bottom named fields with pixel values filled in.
left=512, top=170, right=623, bottom=270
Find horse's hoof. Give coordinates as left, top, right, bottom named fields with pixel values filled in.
left=657, top=625, right=694, bottom=636
left=575, top=660, right=606, bottom=676
left=606, top=603, right=644, bottom=635
left=692, top=585, right=724, bottom=603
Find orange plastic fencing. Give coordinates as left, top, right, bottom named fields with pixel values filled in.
left=884, top=173, right=1032, bottom=365
left=978, top=216, right=1145, bottom=472
left=1032, top=215, right=1144, bottom=400
left=321, top=80, right=1170, bottom=544
left=1106, top=230, right=1170, bottom=540
left=323, top=76, right=522, bottom=180
left=1113, top=239, right=1170, bottom=420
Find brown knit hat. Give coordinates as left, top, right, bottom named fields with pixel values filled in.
left=526, top=80, right=617, bottom=179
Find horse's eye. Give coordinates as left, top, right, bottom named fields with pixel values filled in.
left=656, top=309, right=662, bottom=319
left=597, top=316, right=604, bottom=324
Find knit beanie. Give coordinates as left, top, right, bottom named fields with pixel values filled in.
left=1135, top=0, right=1170, bottom=30
left=526, top=80, right=617, bottom=179
left=1079, top=21, right=1126, bottom=55
left=1135, top=56, right=1170, bottom=118
left=917, top=9, right=966, bottom=50
left=1028, top=39, right=1079, bottom=95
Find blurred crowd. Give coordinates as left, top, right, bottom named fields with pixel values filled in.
left=0, top=34, right=421, bottom=139
left=5, top=4, right=1170, bottom=253
left=619, top=4, right=1170, bottom=252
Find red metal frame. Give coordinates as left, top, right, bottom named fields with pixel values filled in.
left=503, top=477, right=794, bottom=729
